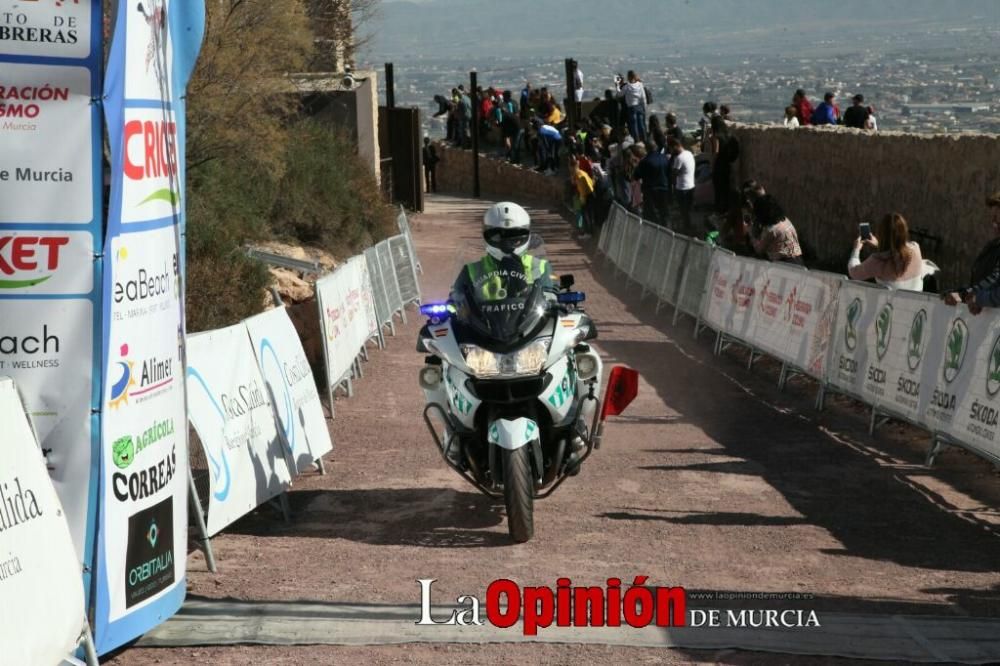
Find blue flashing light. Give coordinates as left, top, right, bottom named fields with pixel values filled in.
left=421, top=302, right=453, bottom=317
left=557, top=292, right=586, bottom=304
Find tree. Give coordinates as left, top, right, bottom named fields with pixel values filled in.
left=305, top=0, right=380, bottom=72
left=185, top=0, right=314, bottom=174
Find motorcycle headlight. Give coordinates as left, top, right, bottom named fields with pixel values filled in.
left=461, top=338, right=551, bottom=378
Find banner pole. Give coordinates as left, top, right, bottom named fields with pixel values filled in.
left=187, top=466, right=217, bottom=573
left=81, top=624, right=99, bottom=666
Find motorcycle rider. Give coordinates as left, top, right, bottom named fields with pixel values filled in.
left=450, top=202, right=556, bottom=306
left=449, top=202, right=587, bottom=473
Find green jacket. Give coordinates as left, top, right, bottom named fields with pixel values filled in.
left=451, top=254, right=555, bottom=303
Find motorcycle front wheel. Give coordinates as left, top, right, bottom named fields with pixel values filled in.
left=502, top=446, right=535, bottom=543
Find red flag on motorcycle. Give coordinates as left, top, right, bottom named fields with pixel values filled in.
left=600, top=366, right=639, bottom=420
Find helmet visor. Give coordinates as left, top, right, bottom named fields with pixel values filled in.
left=484, top=227, right=530, bottom=255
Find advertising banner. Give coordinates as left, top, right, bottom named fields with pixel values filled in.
left=317, top=258, right=379, bottom=389
left=949, top=311, right=1000, bottom=462
left=746, top=266, right=841, bottom=379
left=95, top=0, right=204, bottom=653
left=187, top=325, right=292, bottom=536
left=827, top=280, right=891, bottom=403
left=702, top=251, right=766, bottom=343
left=918, top=304, right=985, bottom=437
left=0, top=378, right=87, bottom=666
left=0, top=0, right=103, bottom=587
left=245, top=307, right=334, bottom=474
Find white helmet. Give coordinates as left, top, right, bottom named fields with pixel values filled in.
left=483, top=202, right=531, bottom=260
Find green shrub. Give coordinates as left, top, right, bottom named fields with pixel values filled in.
left=270, top=120, right=396, bottom=257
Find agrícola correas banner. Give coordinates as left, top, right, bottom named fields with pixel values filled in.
left=0, top=0, right=104, bottom=604
left=94, top=0, right=204, bottom=654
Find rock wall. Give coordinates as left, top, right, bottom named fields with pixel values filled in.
left=730, top=124, right=1000, bottom=285
left=435, top=130, right=1000, bottom=287
left=434, top=143, right=567, bottom=205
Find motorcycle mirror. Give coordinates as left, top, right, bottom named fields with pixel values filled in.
left=559, top=274, right=575, bottom=290
left=600, top=366, right=639, bottom=421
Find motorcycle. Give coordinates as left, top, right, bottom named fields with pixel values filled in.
left=416, top=243, right=638, bottom=543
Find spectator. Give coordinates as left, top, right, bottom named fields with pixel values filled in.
left=943, top=192, right=1000, bottom=313
left=866, top=106, right=879, bottom=132
left=792, top=88, right=813, bottom=126
left=520, top=82, right=532, bottom=118
left=741, top=179, right=766, bottom=207
left=811, top=92, right=839, bottom=126
left=842, top=94, right=870, bottom=129
left=456, top=88, right=472, bottom=147
left=422, top=137, right=439, bottom=194
left=848, top=213, right=926, bottom=290
left=783, top=105, right=800, bottom=128
left=633, top=141, right=672, bottom=226
left=647, top=114, right=667, bottom=153
left=626, top=143, right=646, bottom=212
left=573, top=65, right=585, bottom=120
left=665, top=112, right=683, bottom=141
left=569, top=157, right=596, bottom=238
left=699, top=101, right=718, bottom=154
left=751, top=195, right=803, bottom=264
left=721, top=198, right=756, bottom=257
left=496, top=92, right=523, bottom=163
left=710, top=115, right=739, bottom=215
left=617, top=71, right=647, bottom=142
left=668, top=136, right=696, bottom=235
left=719, top=104, right=732, bottom=121
left=590, top=89, right=619, bottom=128
left=534, top=119, right=562, bottom=174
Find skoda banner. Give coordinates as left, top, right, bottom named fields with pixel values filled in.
left=0, top=0, right=103, bottom=587
left=950, top=313, right=1000, bottom=461
left=827, top=281, right=892, bottom=404
left=94, top=0, right=204, bottom=653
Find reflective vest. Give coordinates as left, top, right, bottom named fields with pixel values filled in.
left=466, top=254, right=549, bottom=302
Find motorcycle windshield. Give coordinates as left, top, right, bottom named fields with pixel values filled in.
left=462, top=279, right=548, bottom=344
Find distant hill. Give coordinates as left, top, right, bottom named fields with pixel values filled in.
left=370, top=0, right=999, bottom=58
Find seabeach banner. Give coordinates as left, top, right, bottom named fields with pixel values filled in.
left=186, top=325, right=293, bottom=536
left=245, top=307, right=333, bottom=474
left=0, top=378, right=87, bottom=665
left=94, top=0, right=204, bottom=653
left=0, top=0, right=104, bottom=590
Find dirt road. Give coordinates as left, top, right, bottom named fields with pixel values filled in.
left=110, top=195, right=1000, bottom=665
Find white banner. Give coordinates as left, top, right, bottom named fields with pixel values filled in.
left=0, top=378, right=86, bottom=665
left=100, top=227, right=187, bottom=623
left=186, top=324, right=292, bottom=536
left=918, top=305, right=985, bottom=437
left=702, top=251, right=766, bottom=343
left=317, top=257, right=378, bottom=389
left=949, top=311, right=1000, bottom=461
left=827, top=280, right=892, bottom=403
left=245, top=307, right=333, bottom=474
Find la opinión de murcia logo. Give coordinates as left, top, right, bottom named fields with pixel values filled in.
left=415, top=579, right=822, bottom=634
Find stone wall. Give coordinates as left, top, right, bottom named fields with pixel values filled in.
left=434, top=143, right=567, bottom=205
left=731, top=124, right=1000, bottom=285
left=435, top=130, right=1000, bottom=286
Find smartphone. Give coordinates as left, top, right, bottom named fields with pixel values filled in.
left=859, top=223, right=872, bottom=240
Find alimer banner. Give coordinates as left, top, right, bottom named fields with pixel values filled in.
left=186, top=325, right=293, bottom=536
left=0, top=0, right=103, bottom=598
left=245, top=307, right=334, bottom=474
left=0, top=378, right=88, bottom=665
left=94, top=0, right=204, bottom=653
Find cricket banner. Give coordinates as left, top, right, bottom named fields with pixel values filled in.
left=0, top=0, right=104, bottom=593
left=245, top=307, right=334, bottom=474
left=0, top=378, right=88, bottom=665
left=94, top=0, right=204, bottom=653
left=186, top=325, right=293, bottom=536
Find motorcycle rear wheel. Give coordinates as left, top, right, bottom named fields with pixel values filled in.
left=502, top=446, right=535, bottom=543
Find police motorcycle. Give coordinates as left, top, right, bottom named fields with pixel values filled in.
left=416, top=218, right=638, bottom=543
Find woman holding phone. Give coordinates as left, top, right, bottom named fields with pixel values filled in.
left=848, top=213, right=925, bottom=290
